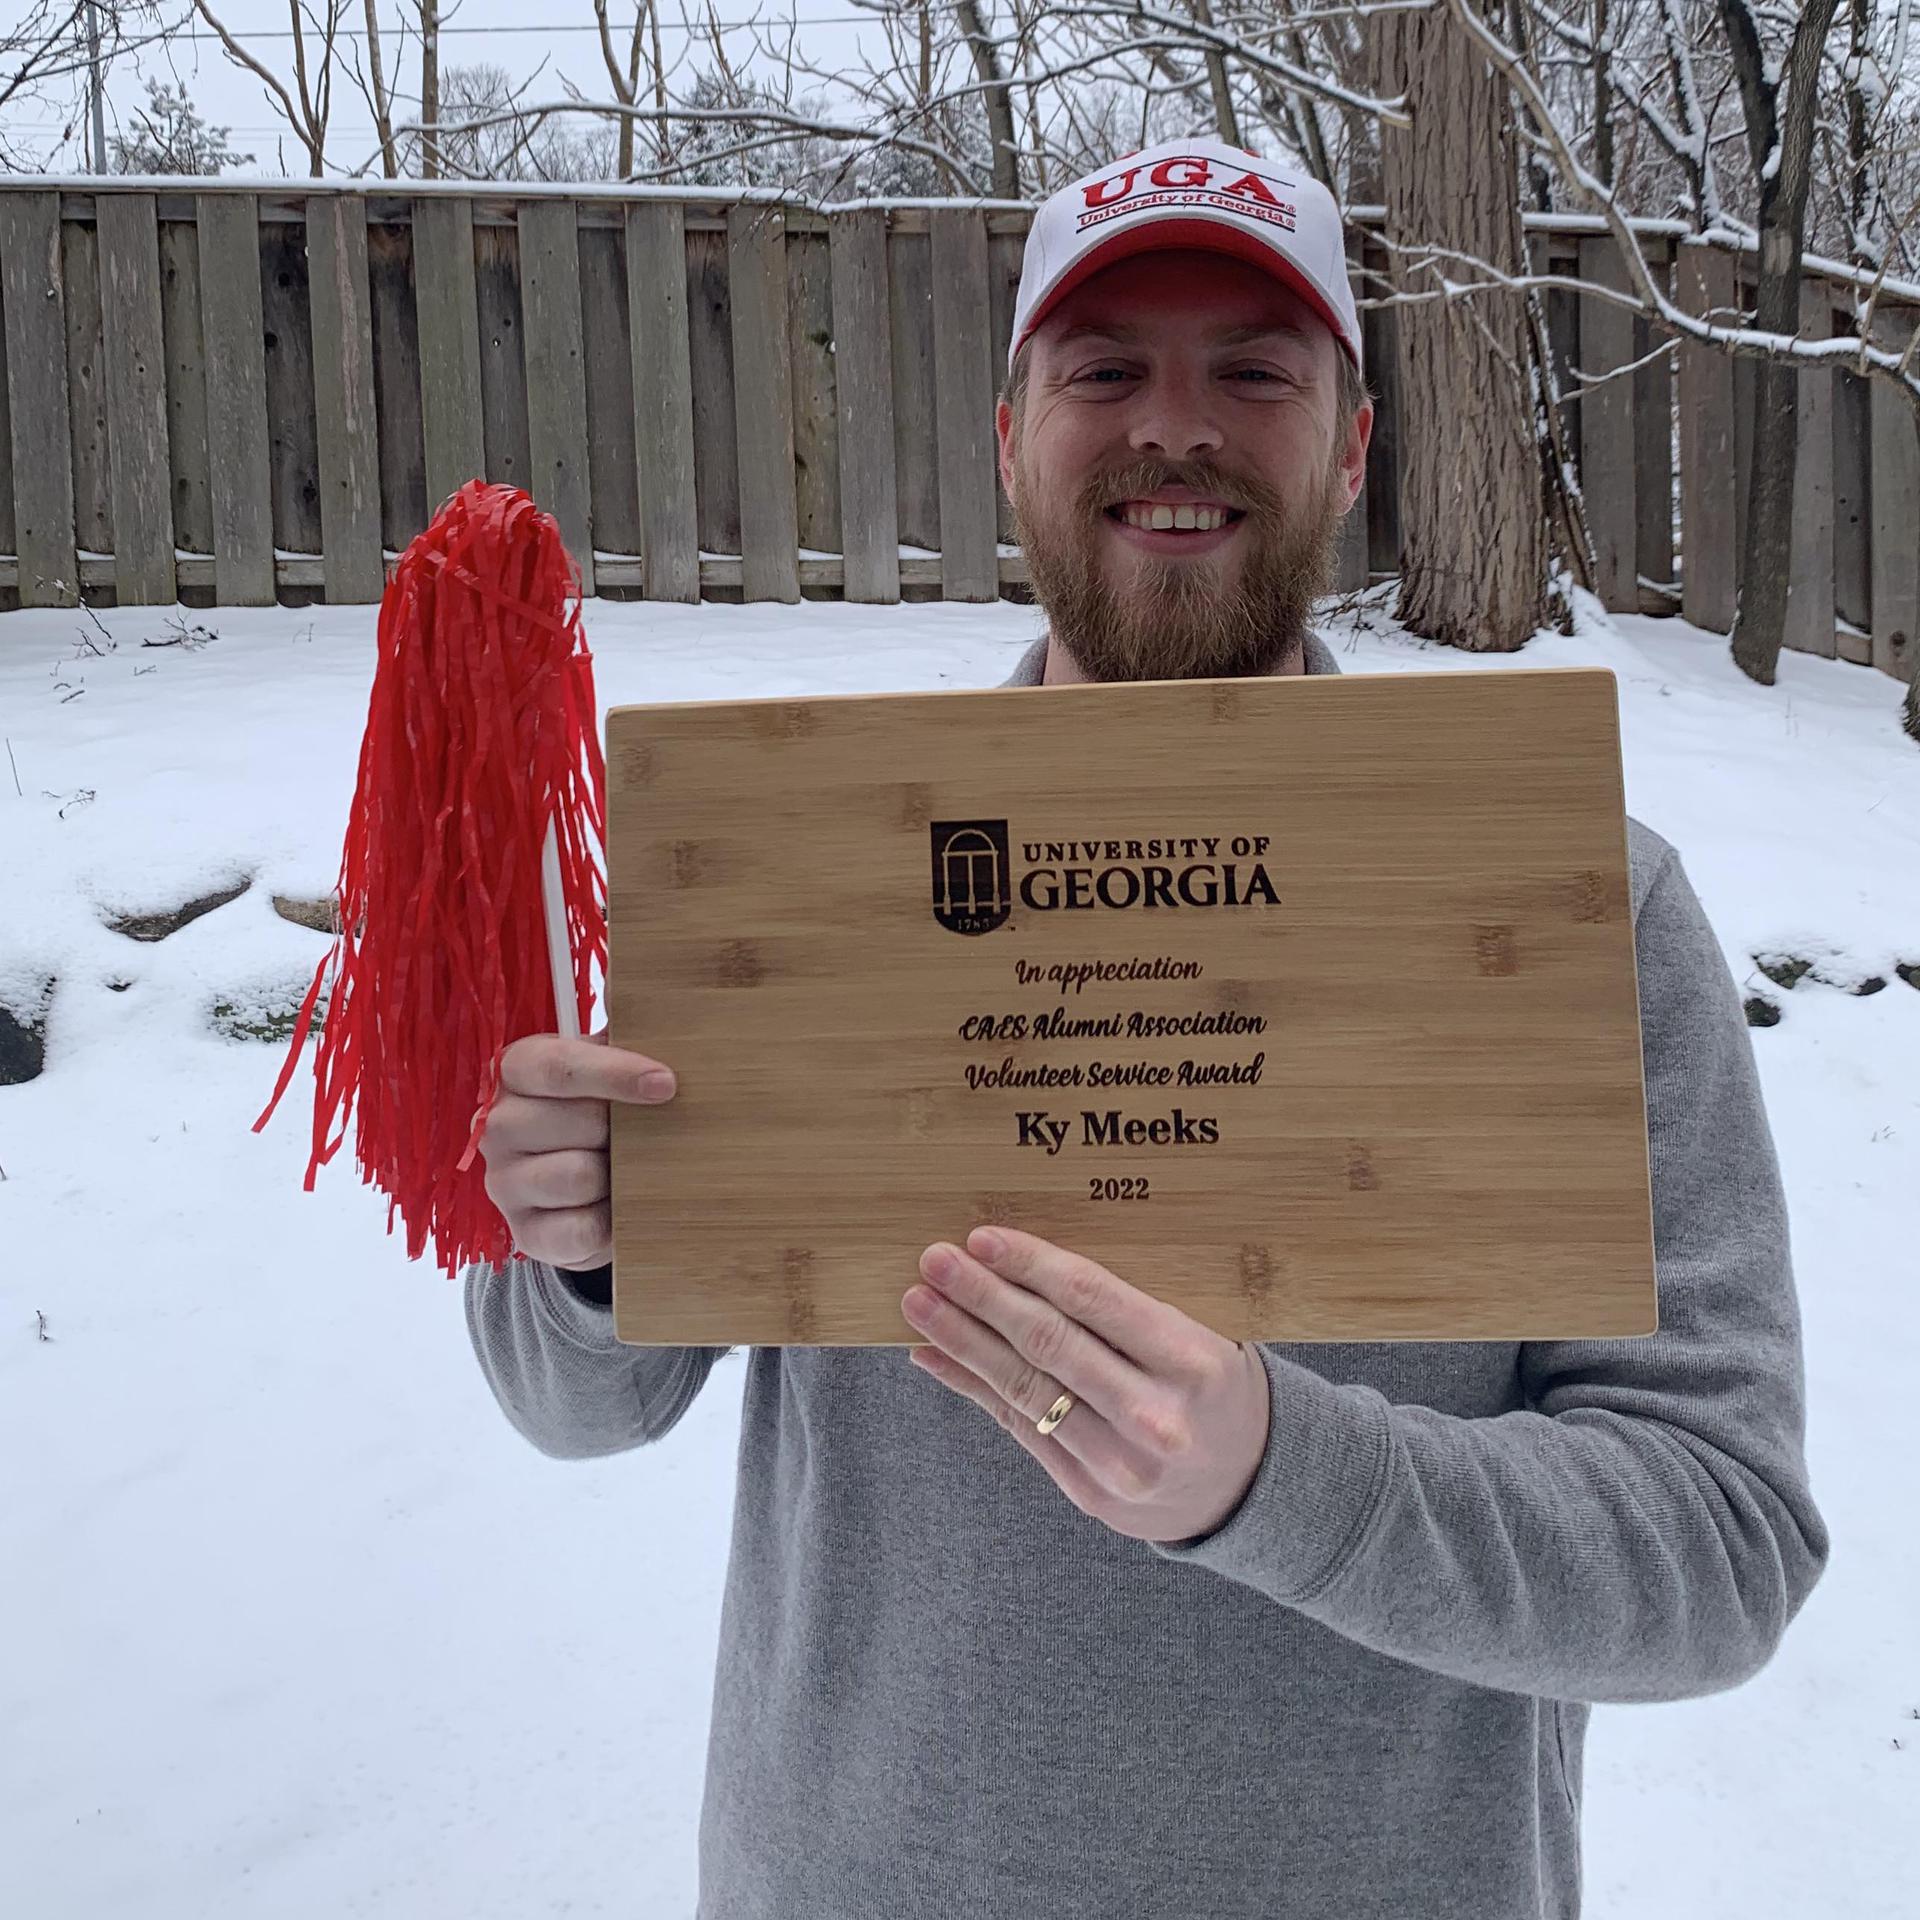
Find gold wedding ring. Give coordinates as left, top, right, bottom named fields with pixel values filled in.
left=1036, top=1391, right=1076, bottom=1435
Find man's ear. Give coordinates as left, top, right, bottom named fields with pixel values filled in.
left=1341, top=400, right=1373, bottom=513
left=996, top=398, right=1017, bottom=503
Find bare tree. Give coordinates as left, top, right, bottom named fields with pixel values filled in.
left=360, top=0, right=399, bottom=177
left=1, top=1, right=182, bottom=170
left=428, top=60, right=618, bottom=179
left=954, top=0, right=1022, bottom=193
left=1719, top=0, right=1848, bottom=687
left=419, top=0, right=440, bottom=175
left=192, top=0, right=348, bottom=176
left=593, top=0, right=674, bottom=178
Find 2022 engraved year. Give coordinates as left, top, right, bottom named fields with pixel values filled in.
left=1091, top=1176, right=1151, bottom=1202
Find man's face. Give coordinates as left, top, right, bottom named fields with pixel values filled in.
left=997, top=250, right=1371, bottom=682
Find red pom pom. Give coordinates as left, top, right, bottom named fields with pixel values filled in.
left=254, top=482, right=607, bottom=1279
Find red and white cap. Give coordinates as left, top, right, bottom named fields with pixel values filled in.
left=1008, top=136, right=1362, bottom=378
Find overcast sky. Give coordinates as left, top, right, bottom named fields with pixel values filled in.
left=8, top=1, right=885, bottom=178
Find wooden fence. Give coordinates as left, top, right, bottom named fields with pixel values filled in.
left=0, top=182, right=1914, bottom=684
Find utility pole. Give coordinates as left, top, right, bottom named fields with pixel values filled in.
left=84, top=0, right=108, bottom=171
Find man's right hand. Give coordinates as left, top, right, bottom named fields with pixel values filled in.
left=475, top=1026, right=677, bottom=1273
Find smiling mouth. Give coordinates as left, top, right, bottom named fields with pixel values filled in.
left=1104, top=502, right=1246, bottom=534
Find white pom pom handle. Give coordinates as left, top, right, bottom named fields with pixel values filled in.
left=541, top=815, right=580, bottom=1042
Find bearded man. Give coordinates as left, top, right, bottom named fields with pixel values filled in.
left=466, top=139, right=1829, bottom=1920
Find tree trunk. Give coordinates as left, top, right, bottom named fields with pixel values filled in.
left=1189, top=0, right=1242, bottom=146
left=1725, top=0, right=1842, bottom=687
left=1372, top=1, right=1546, bottom=650
left=420, top=0, right=439, bottom=177
left=952, top=0, right=1018, bottom=198
left=363, top=0, right=397, bottom=178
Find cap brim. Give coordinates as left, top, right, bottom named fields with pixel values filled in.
left=1014, top=215, right=1359, bottom=371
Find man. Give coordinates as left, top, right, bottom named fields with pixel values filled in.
left=465, top=138, right=1829, bottom=1918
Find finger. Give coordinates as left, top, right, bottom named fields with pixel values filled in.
left=497, top=1146, right=606, bottom=1215
left=479, top=1090, right=611, bottom=1156
left=909, top=1345, right=1120, bottom=1514
left=904, top=1278, right=1161, bottom=1495
left=916, top=1241, right=1150, bottom=1432
left=962, top=1226, right=1206, bottom=1379
left=498, top=1030, right=677, bottom=1106
left=514, top=1200, right=611, bottom=1273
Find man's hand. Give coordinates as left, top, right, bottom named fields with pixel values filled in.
left=474, top=1027, right=677, bottom=1273
left=900, top=1227, right=1271, bottom=1545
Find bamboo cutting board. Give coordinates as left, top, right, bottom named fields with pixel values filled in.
left=603, top=667, right=1656, bottom=1348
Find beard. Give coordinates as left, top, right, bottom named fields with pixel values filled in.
left=1010, top=445, right=1351, bottom=682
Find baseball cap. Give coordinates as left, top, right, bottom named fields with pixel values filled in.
left=1007, top=136, right=1362, bottom=379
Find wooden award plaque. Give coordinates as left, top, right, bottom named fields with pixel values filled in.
left=604, top=667, right=1656, bottom=1348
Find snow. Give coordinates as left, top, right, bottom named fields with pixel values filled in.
left=3, top=586, right=1916, bottom=1916
left=16, top=170, right=1037, bottom=215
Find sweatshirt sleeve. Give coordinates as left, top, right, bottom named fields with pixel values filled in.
left=463, top=1251, right=735, bottom=1460
left=1148, top=843, right=1832, bottom=1705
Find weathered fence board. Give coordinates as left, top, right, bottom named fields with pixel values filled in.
left=307, top=196, right=385, bottom=602
left=474, top=220, right=532, bottom=498
left=579, top=223, right=640, bottom=562
left=1832, top=355, right=1872, bottom=659
left=62, top=217, right=112, bottom=561
left=684, top=223, right=740, bottom=558
left=828, top=209, right=899, bottom=604
left=411, top=195, right=485, bottom=517
left=0, top=191, right=79, bottom=603
left=518, top=199, right=595, bottom=592
left=626, top=200, right=699, bottom=602
left=196, top=193, right=274, bottom=604
left=929, top=208, right=997, bottom=602
left=0, top=266, right=13, bottom=561
left=1733, top=347, right=1754, bottom=571
left=1360, top=234, right=1401, bottom=579
left=1731, top=272, right=1763, bottom=589
left=1632, top=246, right=1674, bottom=608
left=158, top=217, right=213, bottom=562
left=727, top=204, right=800, bottom=601
left=988, top=228, right=1022, bottom=548
left=1678, top=244, right=1736, bottom=635
left=1578, top=235, right=1637, bottom=615
left=1335, top=255, right=1369, bottom=594
left=259, top=214, right=322, bottom=560
left=366, top=217, right=428, bottom=554
left=1869, top=308, right=1918, bottom=682
left=787, top=228, right=840, bottom=558
left=1783, top=282, right=1835, bottom=658
left=888, top=227, right=939, bottom=554
left=1540, top=241, right=1583, bottom=482
left=97, top=193, right=177, bottom=603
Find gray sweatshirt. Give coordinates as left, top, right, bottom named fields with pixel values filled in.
left=464, top=630, right=1830, bottom=1919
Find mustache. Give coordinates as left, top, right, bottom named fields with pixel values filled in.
left=1080, top=458, right=1285, bottom=518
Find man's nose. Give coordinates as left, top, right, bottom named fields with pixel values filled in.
left=1126, top=366, right=1224, bottom=461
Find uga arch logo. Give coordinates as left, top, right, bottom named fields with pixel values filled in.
left=930, top=819, right=1012, bottom=935
left=1077, top=153, right=1297, bottom=232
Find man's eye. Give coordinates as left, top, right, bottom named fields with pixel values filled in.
left=1230, top=368, right=1290, bottom=384
left=1078, top=367, right=1131, bottom=384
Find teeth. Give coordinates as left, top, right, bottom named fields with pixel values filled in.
left=1117, top=502, right=1231, bottom=533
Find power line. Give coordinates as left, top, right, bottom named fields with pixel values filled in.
left=147, top=16, right=881, bottom=38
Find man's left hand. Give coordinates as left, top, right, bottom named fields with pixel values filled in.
left=902, top=1226, right=1272, bottom=1545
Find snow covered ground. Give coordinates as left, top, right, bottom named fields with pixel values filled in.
left=3, top=584, right=1915, bottom=1917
